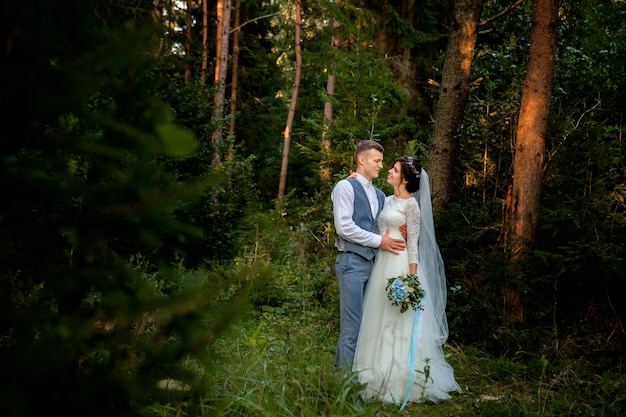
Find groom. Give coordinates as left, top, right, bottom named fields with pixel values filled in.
left=331, top=140, right=406, bottom=370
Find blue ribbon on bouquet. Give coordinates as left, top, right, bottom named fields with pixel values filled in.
left=400, top=291, right=425, bottom=410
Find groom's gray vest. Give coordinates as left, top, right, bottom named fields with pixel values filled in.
left=340, top=177, right=385, bottom=260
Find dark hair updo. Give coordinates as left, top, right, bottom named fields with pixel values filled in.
left=393, top=156, right=421, bottom=193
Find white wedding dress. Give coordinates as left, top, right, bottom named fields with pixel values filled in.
left=353, top=178, right=461, bottom=407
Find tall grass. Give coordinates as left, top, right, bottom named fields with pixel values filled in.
left=145, top=214, right=625, bottom=417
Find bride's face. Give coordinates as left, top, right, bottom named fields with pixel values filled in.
left=386, top=162, right=405, bottom=187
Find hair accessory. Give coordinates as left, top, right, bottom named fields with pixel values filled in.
left=406, top=157, right=420, bottom=179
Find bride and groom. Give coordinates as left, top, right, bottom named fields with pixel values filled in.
left=331, top=140, right=461, bottom=407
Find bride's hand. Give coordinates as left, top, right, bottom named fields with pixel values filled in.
left=399, top=224, right=407, bottom=241
left=347, top=171, right=357, bottom=179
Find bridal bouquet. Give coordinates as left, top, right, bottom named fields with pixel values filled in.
left=385, top=273, right=425, bottom=313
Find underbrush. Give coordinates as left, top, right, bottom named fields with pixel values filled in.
left=145, top=281, right=625, bottom=416
left=144, top=212, right=625, bottom=416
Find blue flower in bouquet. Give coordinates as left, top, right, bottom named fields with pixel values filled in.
left=389, top=279, right=410, bottom=303
left=385, top=273, right=425, bottom=313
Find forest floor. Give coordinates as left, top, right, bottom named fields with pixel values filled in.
left=189, top=302, right=626, bottom=417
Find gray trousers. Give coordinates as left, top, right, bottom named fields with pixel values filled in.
left=334, top=251, right=374, bottom=370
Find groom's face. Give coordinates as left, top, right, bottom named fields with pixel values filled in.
left=360, top=149, right=384, bottom=181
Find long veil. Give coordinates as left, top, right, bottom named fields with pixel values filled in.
left=415, top=169, right=449, bottom=346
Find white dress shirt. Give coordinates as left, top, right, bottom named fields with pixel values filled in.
left=331, top=173, right=383, bottom=250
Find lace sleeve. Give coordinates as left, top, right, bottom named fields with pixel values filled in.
left=406, top=198, right=420, bottom=265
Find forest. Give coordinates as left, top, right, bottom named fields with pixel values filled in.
left=1, top=0, right=624, bottom=416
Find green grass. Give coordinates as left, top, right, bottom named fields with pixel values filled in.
left=142, top=222, right=626, bottom=416
left=143, top=297, right=625, bottom=416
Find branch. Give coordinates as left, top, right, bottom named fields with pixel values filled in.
left=479, top=0, right=526, bottom=28
left=230, top=12, right=280, bottom=33
left=546, top=97, right=602, bottom=170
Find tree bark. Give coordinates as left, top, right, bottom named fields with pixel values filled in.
left=398, top=0, right=417, bottom=109
left=504, top=0, right=558, bottom=324
left=277, top=0, right=302, bottom=207
left=151, top=0, right=165, bottom=55
left=392, top=0, right=418, bottom=147
left=428, top=0, right=483, bottom=210
left=201, top=0, right=209, bottom=84
left=210, top=0, right=232, bottom=166
left=184, top=0, right=192, bottom=85
left=320, top=1, right=341, bottom=194
left=151, top=0, right=163, bottom=23
left=227, top=0, right=241, bottom=161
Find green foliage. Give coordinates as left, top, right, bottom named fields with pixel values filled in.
left=430, top=200, right=505, bottom=347
left=236, top=205, right=336, bottom=314
left=146, top=263, right=626, bottom=416
left=383, top=1, right=449, bottom=50
left=168, top=155, right=261, bottom=268
left=2, top=0, right=626, bottom=415
left=0, top=2, right=262, bottom=416
left=445, top=0, right=626, bottom=342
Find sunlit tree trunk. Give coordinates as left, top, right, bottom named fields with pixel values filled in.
left=504, top=0, right=558, bottom=324
left=227, top=0, right=241, bottom=162
left=277, top=0, right=302, bottom=207
left=211, top=0, right=232, bottom=166
left=201, top=0, right=209, bottom=84
left=428, top=0, right=483, bottom=210
left=322, top=69, right=335, bottom=144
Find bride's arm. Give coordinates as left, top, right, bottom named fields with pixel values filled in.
left=406, top=199, right=420, bottom=274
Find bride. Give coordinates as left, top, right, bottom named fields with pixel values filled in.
left=352, top=156, right=461, bottom=408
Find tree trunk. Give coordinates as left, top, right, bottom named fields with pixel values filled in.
left=201, top=0, right=209, bottom=84
left=322, top=70, right=336, bottom=141
left=151, top=0, right=163, bottom=23
left=184, top=0, right=192, bottom=85
left=504, top=0, right=558, bottom=324
left=151, top=0, right=165, bottom=55
left=210, top=0, right=232, bottom=166
left=277, top=0, right=302, bottom=207
left=227, top=0, right=241, bottom=161
left=398, top=0, right=417, bottom=108
left=320, top=70, right=335, bottom=192
left=428, top=0, right=483, bottom=210
left=320, top=1, right=341, bottom=194
left=394, top=0, right=418, bottom=147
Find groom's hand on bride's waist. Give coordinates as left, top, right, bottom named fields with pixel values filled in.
left=379, top=229, right=406, bottom=255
